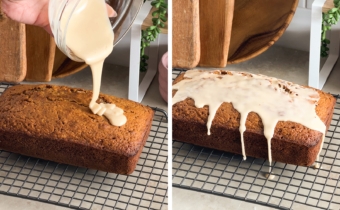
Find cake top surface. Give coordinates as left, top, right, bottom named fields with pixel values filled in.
left=0, top=84, right=154, bottom=157
left=173, top=69, right=326, bottom=135
left=172, top=70, right=335, bottom=146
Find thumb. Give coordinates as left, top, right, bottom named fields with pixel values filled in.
left=106, top=4, right=116, bottom=17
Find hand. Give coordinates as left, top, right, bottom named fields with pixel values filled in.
left=1, top=0, right=117, bottom=35
left=1, top=0, right=50, bottom=33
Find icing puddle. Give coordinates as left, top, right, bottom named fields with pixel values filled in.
left=173, top=70, right=326, bottom=173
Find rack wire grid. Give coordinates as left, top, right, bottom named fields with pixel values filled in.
left=0, top=83, right=168, bottom=210
left=172, top=68, right=340, bottom=210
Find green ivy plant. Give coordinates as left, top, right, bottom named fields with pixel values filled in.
left=321, top=0, right=340, bottom=57
left=140, top=0, right=167, bottom=72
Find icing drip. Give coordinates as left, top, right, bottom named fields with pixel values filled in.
left=313, top=163, right=321, bottom=169
left=265, top=172, right=275, bottom=180
left=239, top=112, right=249, bottom=161
left=265, top=173, right=276, bottom=180
left=173, top=70, right=326, bottom=169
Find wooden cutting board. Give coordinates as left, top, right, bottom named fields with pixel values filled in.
left=25, top=25, right=55, bottom=82
left=227, top=0, right=298, bottom=64
left=52, top=58, right=87, bottom=78
left=0, top=2, right=26, bottom=83
left=198, top=0, right=234, bottom=67
left=172, top=0, right=200, bottom=69
left=25, top=25, right=88, bottom=80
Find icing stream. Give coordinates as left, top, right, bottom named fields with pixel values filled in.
left=173, top=70, right=326, bottom=171
left=62, top=0, right=127, bottom=126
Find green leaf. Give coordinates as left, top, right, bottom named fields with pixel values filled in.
left=149, top=26, right=156, bottom=30
left=160, top=10, right=167, bottom=15
left=158, top=7, right=166, bottom=13
left=160, top=2, right=168, bottom=8
left=160, top=16, right=167, bottom=22
left=330, top=8, right=338, bottom=13
left=152, top=19, right=158, bottom=25
left=152, top=11, right=159, bottom=16
left=140, top=0, right=168, bottom=72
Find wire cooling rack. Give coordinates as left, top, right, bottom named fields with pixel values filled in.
left=0, top=83, right=168, bottom=210
left=172, top=69, right=340, bottom=210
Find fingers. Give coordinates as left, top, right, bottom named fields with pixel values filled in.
left=106, top=4, right=117, bottom=17
left=43, top=25, right=53, bottom=36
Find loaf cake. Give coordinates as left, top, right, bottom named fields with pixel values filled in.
left=0, top=84, right=154, bottom=175
left=172, top=70, right=336, bottom=166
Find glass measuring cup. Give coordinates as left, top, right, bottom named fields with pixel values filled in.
left=48, top=0, right=143, bottom=62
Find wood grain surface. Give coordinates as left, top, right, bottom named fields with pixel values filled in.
left=198, top=0, right=234, bottom=67
left=323, top=0, right=335, bottom=13
left=0, top=1, right=27, bottom=83
left=52, top=58, right=87, bottom=79
left=25, top=25, right=55, bottom=82
left=227, top=0, right=298, bottom=64
left=173, top=0, right=200, bottom=69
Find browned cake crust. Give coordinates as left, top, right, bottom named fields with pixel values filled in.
left=0, top=84, right=154, bottom=175
left=173, top=71, right=336, bottom=166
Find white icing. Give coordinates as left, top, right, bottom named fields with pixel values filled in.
left=313, top=163, right=322, bottom=169
left=89, top=102, right=127, bottom=126
left=61, top=0, right=126, bottom=126
left=172, top=70, right=326, bottom=171
left=265, top=173, right=276, bottom=180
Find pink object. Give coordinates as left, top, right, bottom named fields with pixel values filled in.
left=158, top=52, right=168, bottom=103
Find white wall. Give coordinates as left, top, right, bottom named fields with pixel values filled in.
left=105, top=32, right=168, bottom=67
left=105, top=0, right=168, bottom=67
left=275, top=7, right=311, bottom=52
left=105, top=30, right=133, bottom=67
left=276, top=0, right=319, bottom=52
